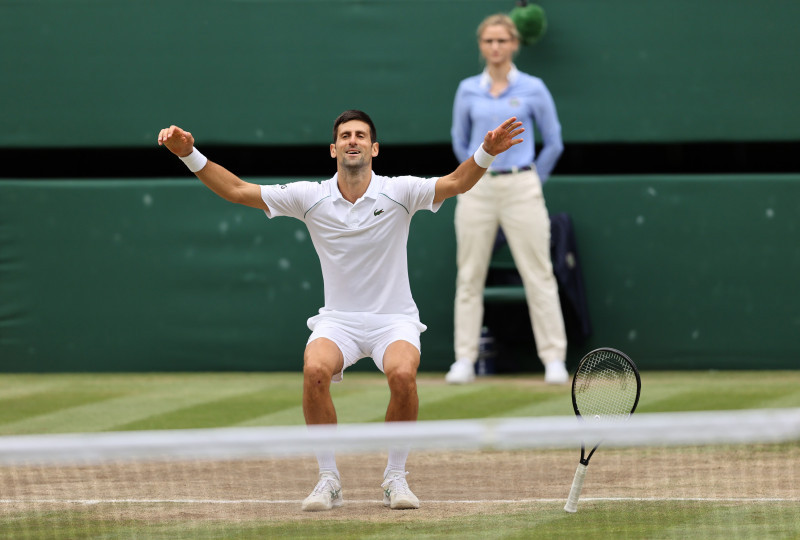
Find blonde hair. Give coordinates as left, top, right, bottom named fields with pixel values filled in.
left=476, top=13, right=520, bottom=43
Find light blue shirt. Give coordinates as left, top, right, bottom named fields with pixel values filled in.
left=451, top=65, right=563, bottom=182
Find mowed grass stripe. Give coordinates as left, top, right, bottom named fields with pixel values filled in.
left=636, top=502, right=800, bottom=540
left=321, top=385, right=391, bottom=424
left=235, top=380, right=389, bottom=426
left=636, top=371, right=800, bottom=413
left=497, top=393, right=574, bottom=417
left=0, top=389, right=124, bottom=426
left=641, top=386, right=799, bottom=412
left=2, top=501, right=797, bottom=539
left=233, top=405, right=306, bottom=427
left=419, top=374, right=573, bottom=418
left=207, top=373, right=570, bottom=425
left=241, top=374, right=541, bottom=425
left=1, top=371, right=799, bottom=435
left=0, top=374, right=290, bottom=435
left=96, top=375, right=302, bottom=432
left=115, top=387, right=302, bottom=431
left=759, top=390, right=800, bottom=408
left=0, top=375, right=78, bottom=399
left=418, top=385, right=562, bottom=420
left=227, top=374, right=558, bottom=426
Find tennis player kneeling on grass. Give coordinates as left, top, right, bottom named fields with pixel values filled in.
left=157, top=110, right=523, bottom=511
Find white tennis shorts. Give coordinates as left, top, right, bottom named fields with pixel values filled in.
left=307, top=311, right=426, bottom=382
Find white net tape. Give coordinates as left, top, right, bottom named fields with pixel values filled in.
left=1, top=408, right=798, bottom=466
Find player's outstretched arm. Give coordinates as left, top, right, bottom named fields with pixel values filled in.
left=157, top=125, right=267, bottom=210
left=433, top=117, right=524, bottom=204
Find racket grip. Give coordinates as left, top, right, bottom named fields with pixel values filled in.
left=564, top=463, right=588, bottom=513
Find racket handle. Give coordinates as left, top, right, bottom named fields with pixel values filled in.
left=564, top=463, right=588, bottom=513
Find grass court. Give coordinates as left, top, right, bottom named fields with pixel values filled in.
left=1, top=371, right=798, bottom=538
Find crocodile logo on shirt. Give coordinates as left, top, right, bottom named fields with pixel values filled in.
left=374, top=209, right=384, bottom=216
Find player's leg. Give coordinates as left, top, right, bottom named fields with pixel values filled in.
left=369, top=320, right=424, bottom=510
left=302, top=337, right=344, bottom=425
left=383, top=340, right=420, bottom=423
left=497, top=170, right=568, bottom=384
left=450, top=176, right=500, bottom=383
left=301, top=337, right=346, bottom=511
left=381, top=340, right=421, bottom=509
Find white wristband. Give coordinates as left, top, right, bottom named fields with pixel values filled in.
left=472, top=144, right=496, bottom=169
left=179, top=147, right=208, bottom=173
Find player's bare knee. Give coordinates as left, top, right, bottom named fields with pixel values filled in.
left=303, top=356, right=334, bottom=391
left=303, top=361, right=332, bottom=386
left=304, top=339, right=343, bottom=380
left=387, top=368, right=417, bottom=394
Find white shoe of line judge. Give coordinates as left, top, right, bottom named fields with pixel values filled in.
left=544, top=360, right=569, bottom=385
left=444, top=358, right=475, bottom=384
left=446, top=358, right=569, bottom=385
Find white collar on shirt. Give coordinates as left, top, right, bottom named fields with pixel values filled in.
left=330, top=172, right=380, bottom=204
left=479, top=64, right=520, bottom=89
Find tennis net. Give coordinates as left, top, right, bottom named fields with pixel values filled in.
left=1, top=408, right=798, bottom=538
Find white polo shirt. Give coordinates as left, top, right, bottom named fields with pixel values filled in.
left=260, top=172, right=442, bottom=321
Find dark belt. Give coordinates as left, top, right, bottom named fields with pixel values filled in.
left=488, top=165, right=533, bottom=177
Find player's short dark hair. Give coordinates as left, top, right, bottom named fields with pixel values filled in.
left=332, top=110, right=377, bottom=143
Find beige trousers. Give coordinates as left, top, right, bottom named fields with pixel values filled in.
left=453, top=168, right=567, bottom=366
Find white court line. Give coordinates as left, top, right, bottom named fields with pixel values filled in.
left=1, top=497, right=797, bottom=505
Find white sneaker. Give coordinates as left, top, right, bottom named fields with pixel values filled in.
left=302, top=471, right=343, bottom=511
left=382, top=470, right=420, bottom=510
left=445, top=359, right=475, bottom=384
left=544, top=360, right=569, bottom=385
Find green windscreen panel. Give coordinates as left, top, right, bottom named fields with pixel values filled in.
left=2, top=175, right=800, bottom=372
left=1, top=0, right=799, bottom=147
left=543, top=174, right=800, bottom=369
left=0, top=178, right=455, bottom=372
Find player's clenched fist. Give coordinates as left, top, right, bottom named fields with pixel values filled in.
left=157, top=125, right=195, bottom=158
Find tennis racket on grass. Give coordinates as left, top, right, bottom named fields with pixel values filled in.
left=564, top=347, right=641, bottom=513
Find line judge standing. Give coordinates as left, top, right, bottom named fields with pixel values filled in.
left=445, top=13, right=568, bottom=385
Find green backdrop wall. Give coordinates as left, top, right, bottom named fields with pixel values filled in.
left=2, top=174, right=798, bottom=373
left=2, top=0, right=799, bottom=147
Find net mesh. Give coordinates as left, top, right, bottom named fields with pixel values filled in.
left=1, top=409, right=798, bottom=539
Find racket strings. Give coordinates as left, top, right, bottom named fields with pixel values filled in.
left=574, top=350, right=638, bottom=420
